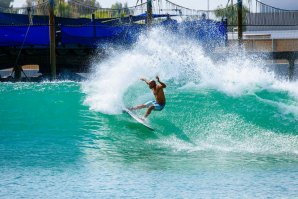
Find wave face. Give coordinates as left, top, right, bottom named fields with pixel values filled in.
left=81, top=27, right=298, bottom=155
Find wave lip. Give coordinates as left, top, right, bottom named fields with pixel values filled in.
left=82, top=27, right=298, bottom=121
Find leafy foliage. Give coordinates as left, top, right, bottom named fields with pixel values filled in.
left=214, top=4, right=249, bottom=26
left=111, top=2, right=130, bottom=17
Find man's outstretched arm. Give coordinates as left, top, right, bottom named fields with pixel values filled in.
left=140, top=78, right=150, bottom=85
left=156, top=76, right=166, bottom=88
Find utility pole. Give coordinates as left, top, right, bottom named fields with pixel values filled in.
left=237, top=0, right=243, bottom=46
left=49, top=0, right=56, bottom=80
left=147, top=0, right=153, bottom=27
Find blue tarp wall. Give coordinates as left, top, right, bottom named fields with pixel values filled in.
left=0, top=12, right=176, bottom=26
left=0, top=26, right=49, bottom=46
left=0, top=12, right=105, bottom=25
left=61, top=25, right=142, bottom=46
left=0, top=12, right=227, bottom=47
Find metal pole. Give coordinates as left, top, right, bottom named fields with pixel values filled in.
left=231, top=0, right=234, bottom=39
left=207, top=0, right=209, bottom=19
left=49, top=0, right=56, bottom=80
left=92, top=13, right=96, bottom=40
left=147, top=0, right=153, bottom=27
left=289, top=58, right=295, bottom=81
left=237, top=0, right=243, bottom=46
left=231, top=0, right=234, bottom=24
left=224, top=17, right=228, bottom=47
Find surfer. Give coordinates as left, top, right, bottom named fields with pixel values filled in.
left=130, top=76, right=166, bottom=119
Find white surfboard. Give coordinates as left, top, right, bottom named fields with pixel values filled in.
left=123, top=108, right=154, bottom=131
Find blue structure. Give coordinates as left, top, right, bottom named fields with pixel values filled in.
left=0, top=12, right=227, bottom=48
left=61, top=25, right=143, bottom=46
left=0, top=26, right=49, bottom=46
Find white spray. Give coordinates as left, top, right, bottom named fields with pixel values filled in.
left=82, top=27, right=298, bottom=115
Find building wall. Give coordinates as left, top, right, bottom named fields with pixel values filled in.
left=243, top=39, right=298, bottom=52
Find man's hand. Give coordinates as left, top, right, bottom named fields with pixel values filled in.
left=156, top=76, right=166, bottom=88
left=140, top=77, right=149, bottom=85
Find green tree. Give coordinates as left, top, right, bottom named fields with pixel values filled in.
left=68, top=0, right=100, bottom=7
left=214, top=4, right=249, bottom=28
left=25, top=0, right=38, bottom=7
left=66, top=0, right=101, bottom=18
left=111, top=2, right=129, bottom=17
left=0, top=0, right=14, bottom=8
left=111, top=2, right=123, bottom=10
left=55, top=0, right=71, bottom=17
left=25, top=0, right=50, bottom=15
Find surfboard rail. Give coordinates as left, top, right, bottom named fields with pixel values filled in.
left=123, top=108, right=154, bottom=131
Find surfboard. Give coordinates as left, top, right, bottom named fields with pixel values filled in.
left=123, top=108, right=154, bottom=131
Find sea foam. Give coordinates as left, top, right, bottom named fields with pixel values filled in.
left=82, top=27, right=298, bottom=116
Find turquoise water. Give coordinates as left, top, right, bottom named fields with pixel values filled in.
left=1, top=81, right=297, bottom=198
left=1, top=29, right=298, bottom=198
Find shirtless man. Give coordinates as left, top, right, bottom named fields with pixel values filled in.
left=130, top=76, right=166, bottom=119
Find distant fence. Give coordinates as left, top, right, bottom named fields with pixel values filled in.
left=0, top=0, right=219, bottom=20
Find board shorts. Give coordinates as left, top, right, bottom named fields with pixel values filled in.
left=145, top=100, right=165, bottom=111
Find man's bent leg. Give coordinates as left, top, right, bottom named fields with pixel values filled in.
left=144, top=106, right=155, bottom=118
left=130, top=104, right=146, bottom=110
